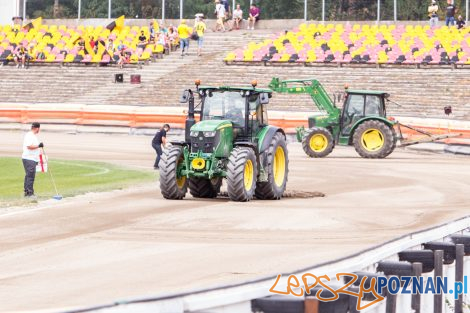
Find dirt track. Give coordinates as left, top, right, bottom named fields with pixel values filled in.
left=1, top=130, right=470, bottom=311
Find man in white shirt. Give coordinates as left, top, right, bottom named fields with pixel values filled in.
left=233, top=4, right=243, bottom=30
left=22, top=122, right=43, bottom=197
left=215, top=0, right=226, bottom=32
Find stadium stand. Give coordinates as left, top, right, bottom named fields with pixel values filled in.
left=0, top=18, right=170, bottom=67
left=225, top=23, right=470, bottom=66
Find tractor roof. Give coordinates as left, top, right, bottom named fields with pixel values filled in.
left=199, top=86, right=273, bottom=93
left=346, top=89, right=390, bottom=97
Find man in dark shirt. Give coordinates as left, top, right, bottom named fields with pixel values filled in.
left=152, top=124, right=170, bottom=169
left=138, top=31, right=148, bottom=48
left=446, top=0, right=456, bottom=26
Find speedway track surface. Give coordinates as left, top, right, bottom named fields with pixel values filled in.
left=0, top=130, right=469, bottom=311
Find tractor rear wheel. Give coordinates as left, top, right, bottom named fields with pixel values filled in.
left=353, top=120, right=395, bottom=158
left=302, top=127, right=334, bottom=158
left=159, top=146, right=188, bottom=199
left=227, top=147, right=257, bottom=202
left=189, top=177, right=222, bottom=198
left=256, top=132, right=289, bottom=200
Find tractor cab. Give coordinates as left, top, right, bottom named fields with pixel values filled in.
left=340, top=90, right=389, bottom=136
left=196, top=83, right=272, bottom=141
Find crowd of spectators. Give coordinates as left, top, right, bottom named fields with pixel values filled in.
left=212, top=1, right=261, bottom=32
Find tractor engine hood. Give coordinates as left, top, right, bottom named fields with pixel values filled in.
left=190, top=120, right=232, bottom=132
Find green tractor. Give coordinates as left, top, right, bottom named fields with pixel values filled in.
left=159, top=80, right=289, bottom=202
left=269, top=77, right=398, bottom=159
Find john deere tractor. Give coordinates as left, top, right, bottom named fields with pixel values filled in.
left=269, top=78, right=397, bottom=159
left=159, top=80, right=288, bottom=202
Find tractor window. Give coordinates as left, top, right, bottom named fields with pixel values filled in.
left=346, top=95, right=365, bottom=116
left=202, top=92, right=246, bottom=128
left=365, top=95, right=384, bottom=116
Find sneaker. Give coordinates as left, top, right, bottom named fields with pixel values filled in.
left=22, top=64, right=25, bottom=68
left=17, top=64, right=20, bottom=68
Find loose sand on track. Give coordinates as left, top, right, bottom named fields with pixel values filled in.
left=0, top=130, right=469, bottom=311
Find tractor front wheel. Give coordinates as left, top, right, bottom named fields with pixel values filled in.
left=189, top=177, right=222, bottom=198
left=353, top=120, right=395, bottom=158
left=159, top=146, right=188, bottom=199
left=302, top=127, right=334, bottom=158
left=256, top=132, right=289, bottom=200
left=227, top=147, right=257, bottom=202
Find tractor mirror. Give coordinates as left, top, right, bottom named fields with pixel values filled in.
left=259, top=93, right=270, bottom=104
left=180, top=90, right=190, bottom=103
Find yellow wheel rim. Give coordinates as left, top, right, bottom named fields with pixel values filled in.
left=273, top=146, right=286, bottom=187
left=176, top=157, right=186, bottom=188
left=244, top=159, right=254, bottom=191
left=309, top=133, right=328, bottom=152
left=361, top=129, right=384, bottom=152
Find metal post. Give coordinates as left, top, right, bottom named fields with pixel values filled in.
left=434, top=250, right=443, bottom=313
left=377, top=0, right=380, bottom=22
left=467, top=0, right=469, bottom=22
left=108, top=0, right=111, bottom=19
left=455, top=244, right=464, bottom=313
left=385, top=286, right=397, bottom=313
left=304, top=0, right=307, bottom=21
left=250, top=0, right=253, bottom=6
left=162, top=0, right=165, bottom=22
left=78, top=0, right=81, bottom=20
left=23, top=0, right=26, bottom=19
left=180, top=0, right=183, bottom=19
left=233, top=0, right=235, bottom=15
left=322, top=0, right=325, bottom=22
left=394, top=0, right=397, bottom=21
left=412, top=263, right=422, bottom=313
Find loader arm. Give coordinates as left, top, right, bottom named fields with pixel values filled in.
left=268, top=77, right=341, bottom=117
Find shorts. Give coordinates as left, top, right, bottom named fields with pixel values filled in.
left=198, top=37, right=204, bottom=48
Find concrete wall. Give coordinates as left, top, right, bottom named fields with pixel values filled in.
left=0, top=0, right=19, bottom=25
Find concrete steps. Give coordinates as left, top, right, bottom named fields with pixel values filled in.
left=0, top=29, right=469, bottom=120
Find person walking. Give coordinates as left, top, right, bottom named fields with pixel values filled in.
left=194, top=16, right=207, bottom=56
left=152, top=124, right=170, bottom=169
left=214, top=0, right=226, bottom=32
left=445, top=0, right=456, bottom=26
left=428, top=0, right=439, bottom=27
left=22, top=122, right=43, bottom=198
left=177, top=20, right=191, bottom=56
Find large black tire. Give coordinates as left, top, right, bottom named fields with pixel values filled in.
left=227, top=147, right=257, bottom=202
left=159, top=146, right=188, bottom=199
left=302, top=127, right=334, bottom=158
left=189, top=177, right=222, bottom=198
left=352, top=120, right=395, bottom=159
left=256, top=132, right=289, bottom=200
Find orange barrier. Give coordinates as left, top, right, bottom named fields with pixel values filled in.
left=1, top=106, right=469, bottom=142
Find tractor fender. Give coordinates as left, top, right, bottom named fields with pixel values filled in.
left=349, top=117, right=395, bottom=144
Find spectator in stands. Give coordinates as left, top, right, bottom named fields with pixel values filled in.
left=194, top=15, right=207, bottom=56
left=428, top=0, right=439, bottom=27
left=215, top=0, right=226, bottom=32
left=168, top=26, right=179, bottom=51
left=457, top=15, right=466, bottom=29
left=150, top=22, right=156, bottom=43
left=14, top=44, right=27, bottom=68
left=178, top=20, right=192, bottom=56
left=222, top=0, right=231, bottom=18
left=233, top=4, right=243, bottom=30
left=446, top=0, right=456, bottom=26
left=106, top=38, right=115, bottom=52
left=152, top=124, right=171, bottom=169
left=117, top=48, right=128, bottom=69
left=248, top=3, right=260, bottom=30
left=22, top=122, right=43, bottom=198
left=138, top=30, right=148, bottom=48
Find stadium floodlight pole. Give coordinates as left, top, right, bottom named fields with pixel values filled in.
left=467, top=0, right=469, bottom=22
left=162, top=0, right=165, bottom=22
left=180, top=0, right=183, bottom=19
left=233, top=0, right=235, bottom=14
left=394, top=0, right=397, bottom=21
left=108, top=0, right=111, bottom=19
left=304, top=0, right=307, bottom=21
left=377, top=0, right=380, bottom=23
left=23, top=0, right=26, bottom=19
left=78, top=0, right=81, bottom=20
left=322, top=0, right=325, bottom=22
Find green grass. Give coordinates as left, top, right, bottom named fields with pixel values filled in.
left=0, top=157, right=156, bottom=207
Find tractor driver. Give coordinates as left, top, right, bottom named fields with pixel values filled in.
left=225, top=101, right=245, bottom=127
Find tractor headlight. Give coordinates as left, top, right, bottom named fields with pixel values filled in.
left=203, top=131, right=217, bottom=137
left=190, top=131, right=199, bottom=137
